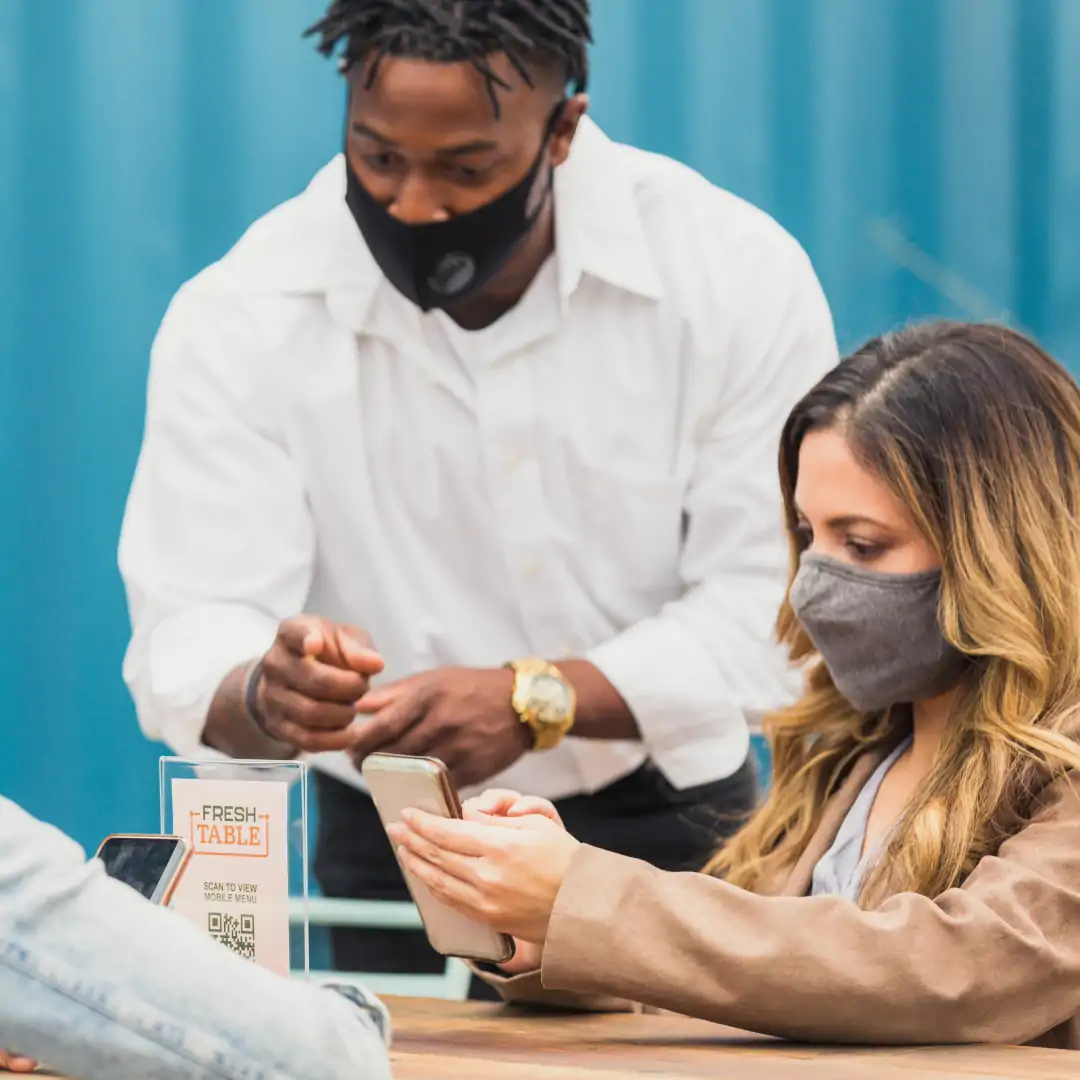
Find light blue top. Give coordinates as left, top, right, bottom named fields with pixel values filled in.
left=810, top=736, right=913, bottom=901
left=0, top=794, right=390, bottom=1080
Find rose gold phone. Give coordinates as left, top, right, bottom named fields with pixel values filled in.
left=95, top=834, right=192, bottom=906
left=362, top=753, right=515, bottom=964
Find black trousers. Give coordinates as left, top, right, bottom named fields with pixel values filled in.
left=314, top=757, right=757, bottom=1000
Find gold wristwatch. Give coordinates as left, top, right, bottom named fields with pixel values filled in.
left=506, top=658, right=576, bottom=751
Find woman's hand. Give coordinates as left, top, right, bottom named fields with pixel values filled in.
left=388, top=804, right=579, bottom=944
left=498, top=937, right=544, bottom=975
left=463, top=789, right=564, bottom=826
left=0, top=1049, right=38, bottom=1073
left=460, top=792, right=562, bottom=972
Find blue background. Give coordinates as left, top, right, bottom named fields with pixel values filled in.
left=2, top=0, right=1078, bottom=852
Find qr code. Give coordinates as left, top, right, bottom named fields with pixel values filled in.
left=208, top=911, right=255, bottom=960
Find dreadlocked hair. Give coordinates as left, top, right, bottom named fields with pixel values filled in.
left=306, top=0, right=590, bottom=113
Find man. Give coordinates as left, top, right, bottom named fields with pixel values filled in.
left=120, top=0, right=837, bottom=990
left=0, top=794, right=389, bottom=1080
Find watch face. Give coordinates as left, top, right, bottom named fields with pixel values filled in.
left=529, top=673, right=573, bottom=725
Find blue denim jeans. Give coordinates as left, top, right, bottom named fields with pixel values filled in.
left=0, top=795, right=390, bottom=1080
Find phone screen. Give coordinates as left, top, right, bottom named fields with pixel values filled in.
left=97, top=836, right=185, bottom=901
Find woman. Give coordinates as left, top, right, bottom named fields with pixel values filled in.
left=390, top=321, right=1080, bottom=1047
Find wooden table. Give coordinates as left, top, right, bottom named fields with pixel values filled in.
left=386, top=997, right=1077, bottom=1079
left=30, top=996, right=1076, bottom=1078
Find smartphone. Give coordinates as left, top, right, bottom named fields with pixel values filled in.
left=362, top=753, right=515, bottom=965
left=95, top=834, right=192, bottom=906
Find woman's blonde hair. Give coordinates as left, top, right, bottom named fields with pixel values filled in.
left=706, top=322, right=1080, bottom=904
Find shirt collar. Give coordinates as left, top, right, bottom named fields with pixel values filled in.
left=268, top=116, right=663, bottom=331
left=551, top=116, right=664, bottom=305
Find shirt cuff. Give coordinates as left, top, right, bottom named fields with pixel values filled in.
left=128, top=603, right=280, bottom=757
left=586, top=615, right=751, bottom=789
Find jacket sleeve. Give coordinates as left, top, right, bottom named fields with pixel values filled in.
left=534, top=774, right=1080, bottom=1045
left=467, top=963, right=638, bottom=1014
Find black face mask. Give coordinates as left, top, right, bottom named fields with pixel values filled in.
left=344, top=107, right=561, bottom=312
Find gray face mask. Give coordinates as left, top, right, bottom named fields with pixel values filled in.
left=788, top=553, right=969, bottom=713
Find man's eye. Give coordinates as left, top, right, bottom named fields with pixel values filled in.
left=445, top=163, right=488, bottom=183
left=363, top=152, right=402, bottom=172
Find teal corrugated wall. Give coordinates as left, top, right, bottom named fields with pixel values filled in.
left=2, top=0, right=1078, bottom=849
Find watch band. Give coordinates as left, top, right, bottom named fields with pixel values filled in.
left=505, top=659, right=540, bottom=750
left=507, top=658, right=575, bottom=751
left=242, top=659, right=273, bottom=738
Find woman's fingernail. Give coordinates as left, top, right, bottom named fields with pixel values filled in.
left=400, top=808, right=416, bottom=824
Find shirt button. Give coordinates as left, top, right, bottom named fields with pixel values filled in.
left=505, top=451, right=524, bottom=471
left=522, top=559, right=541, bottom=577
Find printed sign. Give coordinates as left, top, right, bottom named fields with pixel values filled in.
left=170, top=777, right=290, bottom=976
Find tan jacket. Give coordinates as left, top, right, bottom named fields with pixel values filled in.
left=479, top=747, right=1080, bottom=1048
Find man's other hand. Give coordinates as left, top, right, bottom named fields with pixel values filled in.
left=348, top=667, right=531, bottom=787
left=254, top=616, right=384, bottom=753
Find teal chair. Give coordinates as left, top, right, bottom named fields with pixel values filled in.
left=290, top=896, right=472, bottom=998
left=288, top=786, right=469, bottom=998
left=751, top=733, right=772, bottom=788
